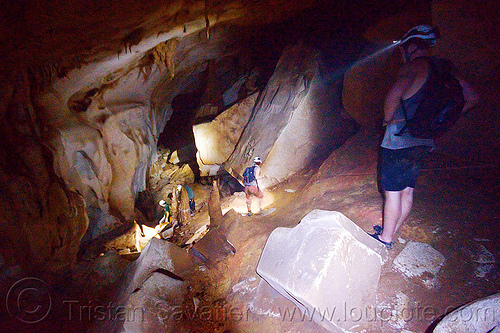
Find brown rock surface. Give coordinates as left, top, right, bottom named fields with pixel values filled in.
left=193, top=93, right=258, bottom=166
left=226, top=41, right=358, bottom=186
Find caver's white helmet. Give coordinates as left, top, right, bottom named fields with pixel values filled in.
left=159, top=200, right=166, bottom=206
left=253, top=157, right=262, bottom=164
left=399, top=25, right=440, bottom=46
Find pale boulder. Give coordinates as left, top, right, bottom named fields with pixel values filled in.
left=433, top=292, right=500, bottom=333
left=196, top=155, right=221, bottom=177
left=122, top=273, right=186, bottom=333
left=127, top=237, right=200, bottom=293
left=256, top=210, right=386, bottom=332
left=92, top=237, right=200, bottom=333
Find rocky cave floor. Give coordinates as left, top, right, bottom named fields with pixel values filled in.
left=7, top=128, right=499, bottom=333
left=183, top=154, right=499, bottom=333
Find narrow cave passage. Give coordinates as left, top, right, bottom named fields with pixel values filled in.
left=158, top=91, right=203, bottom=181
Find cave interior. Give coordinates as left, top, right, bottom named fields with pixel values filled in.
left=0, top=0, right=499, bottom=332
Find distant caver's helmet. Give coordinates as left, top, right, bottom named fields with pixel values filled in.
left=253, top=157, right=262, bottom=164
left=399, top=25, right=440, bottom=46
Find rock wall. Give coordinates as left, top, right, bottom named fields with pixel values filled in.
left=35, top=9, right=272, bottom=249
left=0, top=0, right=315, bottom=272
left=0, top=73, right=88, bottom=274
left=432, top=0, right=500, bottom=82
left=431, top=0, right=500, bottom=165
left=39, top=62, right=165, bottom=243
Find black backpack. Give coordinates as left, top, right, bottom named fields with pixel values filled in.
left=243, top=166, right=256, bottom=184
left=397, top=57, right=465, bottom=139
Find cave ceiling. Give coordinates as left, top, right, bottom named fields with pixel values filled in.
left=0, top=0, right=427, bottom=82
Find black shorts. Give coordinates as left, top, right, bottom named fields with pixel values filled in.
left=379, top=146, right=430, bottom=191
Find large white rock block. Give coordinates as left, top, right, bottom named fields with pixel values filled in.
left=256, top=210, right=386, bottom=332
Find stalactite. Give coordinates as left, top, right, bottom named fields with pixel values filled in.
left=26, top=59, right=76, bottom=95
left=138, top=38, right=179, bottom=81
left=137, top=54, right=155, bottom=81
left=121, top=28, right=146, bottom=54
left=152, top=38, right=179, bottom=79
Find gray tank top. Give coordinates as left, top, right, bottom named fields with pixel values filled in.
left=381, top=78, right=436, bottom=150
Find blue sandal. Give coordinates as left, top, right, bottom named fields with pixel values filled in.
left=373, top=225, right=383, bottom=235
left=369, top=233, right=393, bottom=249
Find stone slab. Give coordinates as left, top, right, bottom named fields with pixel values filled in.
left=123, top=272, right=186, bottom=333
left=226, top=42, right=357, bottom=187
left=128, top=237, right=200, bottom=292
left=392, top=241, right=445, bottom=289
left=193, top=93, right=257, bottom=166
left=193, top=228, right=236, bottom=265
left=91, top=237, right=200, bottom=333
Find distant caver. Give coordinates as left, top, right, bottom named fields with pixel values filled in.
left=243, top=157, right=264, bottom=216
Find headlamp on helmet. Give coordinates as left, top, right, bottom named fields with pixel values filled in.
left=398, top=25, right=440, bottom=47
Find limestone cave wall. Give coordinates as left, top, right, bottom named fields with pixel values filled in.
left=0, top=0, right=331, bottom=274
